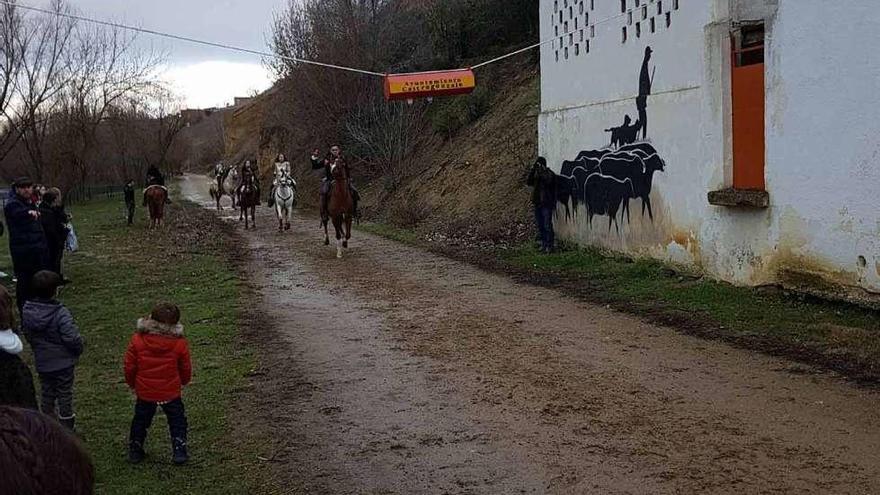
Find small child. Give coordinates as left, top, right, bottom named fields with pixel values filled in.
left=22, top=270, right=84, bottom=430
left=124, top=302, right=192, bottom=465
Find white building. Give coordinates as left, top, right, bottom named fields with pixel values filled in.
left=538, top=0, right=880, bottom=302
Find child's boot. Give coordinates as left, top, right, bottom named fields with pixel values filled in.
left=128, top=440, right=146, bottom=464
left=172, top=437, right=189, bottom=465
left=59, top=414, right=75, bottom=432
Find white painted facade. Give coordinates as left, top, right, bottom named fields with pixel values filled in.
left=538, top=0, right=880, bottom=297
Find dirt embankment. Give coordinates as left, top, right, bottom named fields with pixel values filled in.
left=221, top=59, right=540, bottom=242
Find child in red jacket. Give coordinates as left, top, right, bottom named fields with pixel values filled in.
left=124, top=303, right=192, bottom=465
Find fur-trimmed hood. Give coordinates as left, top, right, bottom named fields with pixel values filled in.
left=137, top=318, right=184, bottom=338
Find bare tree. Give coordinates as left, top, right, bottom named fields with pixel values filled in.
left=345, top=95, right=427, bottom=189
left=1, top=0, right=77, bottom=180
left=55, top=18, right=162, bottom=188
left=0, top=2, right=23, bottom=165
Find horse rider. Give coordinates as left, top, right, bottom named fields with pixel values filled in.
left=145, top=165, right=170, bottom=204
left=267, top=154, right=291, bottom=207
left=214, top=162, right=226, bottom=179
left=310, top=146, right=359, bottom=219
left=236, top=160, right=260, bottom=201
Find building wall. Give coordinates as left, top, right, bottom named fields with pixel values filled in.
left=539, top=0, right=880, bottom=297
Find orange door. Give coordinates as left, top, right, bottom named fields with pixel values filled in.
left=731, top=44, right=765, bottom=190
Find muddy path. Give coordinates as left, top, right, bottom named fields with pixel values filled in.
left=182, top=175, right=880, bottom=494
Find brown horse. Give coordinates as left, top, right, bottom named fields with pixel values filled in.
left=143, top=185, right=167, bottom=229
left=323, top=160, right=354, bottom=258
left=238, top=174, right=260, bottom=229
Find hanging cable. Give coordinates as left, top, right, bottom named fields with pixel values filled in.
left=0, top=0, right=386, bottom=77
left=2, top=0, right=630, bottom=75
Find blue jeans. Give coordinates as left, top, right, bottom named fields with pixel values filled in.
left=535, top=206, right=555, bottom=252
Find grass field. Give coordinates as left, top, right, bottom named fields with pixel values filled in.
left=1, top=197, right=269, bottom=494
left=360, top=221, right=880, bottom=380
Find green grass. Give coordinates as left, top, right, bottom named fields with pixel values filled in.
left=2, top=198, right=267, bottom=494
left=359, top=221, right=423, bottom=245
left=360, top=221, right=880, bottom=378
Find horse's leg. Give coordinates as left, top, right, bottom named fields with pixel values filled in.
left=333, top=217, right=343, bottom=258
left=323, top=218, right=330, bottom=246
left=344, top=216, right=352, bottom=248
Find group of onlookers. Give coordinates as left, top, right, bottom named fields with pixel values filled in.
left=0, top=175, right=195, bottom=494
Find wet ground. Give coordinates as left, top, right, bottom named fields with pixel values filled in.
left=182, top=175, right=880, bottom=494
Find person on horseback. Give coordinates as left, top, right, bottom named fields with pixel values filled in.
left=267, top=154, right=291, bottom=207
left=144, top=165, right=170, bottom=204
left=214, top=162, right=225, bottom=179
left=236, top=160, right=260, bottom=203
left=146, top=165, right=165, bottom=187
left=311, top=146, right=359, bottom=220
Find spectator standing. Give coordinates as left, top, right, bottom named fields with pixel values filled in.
left=3, top=177, right=49, bottom=313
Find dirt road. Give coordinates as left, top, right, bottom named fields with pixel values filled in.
left=182, top=176, right=880, bottom=494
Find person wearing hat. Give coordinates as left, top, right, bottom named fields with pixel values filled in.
left=3, top=177, right=49, bottom=314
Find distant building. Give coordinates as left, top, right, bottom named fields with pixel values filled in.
left=539, top=1, right=880, bottom=299
left=233, top=97, right=254, bottom=108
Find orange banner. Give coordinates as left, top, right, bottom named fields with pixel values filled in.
left=384, top=69, right=476, bottom=101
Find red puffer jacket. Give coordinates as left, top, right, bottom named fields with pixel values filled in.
left=124, top=318, right=192, bottom=403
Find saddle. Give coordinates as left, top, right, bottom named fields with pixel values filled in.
left=144, top=185, right=168, bottom=193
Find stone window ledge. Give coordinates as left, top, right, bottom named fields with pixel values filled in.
left=708, top=188, right=770, bottom=208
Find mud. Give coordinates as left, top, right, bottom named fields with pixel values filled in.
left=182, top=175, right=880, bottom=494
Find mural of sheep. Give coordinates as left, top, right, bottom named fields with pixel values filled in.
left=556, top=143, right=666, bottom=231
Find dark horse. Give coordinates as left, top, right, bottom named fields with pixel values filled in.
left=323, top=159, right=354, bottom=258
left=238, top=173, right=260, bottom=229
left=143, top=185, right=168, bottom=229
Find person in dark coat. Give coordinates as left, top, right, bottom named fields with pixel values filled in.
left=39, top=189, right=70, bottom=283
left=527, top=157, right=559, bottom=254
left=22, top=271, right=84, bottom=431
left=146, top=165, right=165, bottom=187
left=311, top=145, right=359, bottom=219
left=3, top=177, right=49, bottom=314
left=124, top=180, right=136, bottom=226
left=0, top=284, right=37, bottom=410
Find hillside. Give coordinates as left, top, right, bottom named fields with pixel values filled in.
left=223, top=58, right=540, bottom=244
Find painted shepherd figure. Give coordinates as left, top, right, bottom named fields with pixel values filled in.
left=637, top=47, right=654, bottom=140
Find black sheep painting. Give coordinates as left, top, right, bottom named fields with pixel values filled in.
left=555, top=46, right=667, bottom=232
left=556, top=143, right=666, bottom=231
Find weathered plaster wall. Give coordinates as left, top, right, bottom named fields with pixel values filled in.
left=539, top=0, right=880, bottom=297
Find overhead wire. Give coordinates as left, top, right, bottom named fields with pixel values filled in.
left=2, top=0, right=630, bottom=74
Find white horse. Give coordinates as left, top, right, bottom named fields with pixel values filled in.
left=223, top=166, right=239, bottom=209
left=274, top=170, right=296, bottom=232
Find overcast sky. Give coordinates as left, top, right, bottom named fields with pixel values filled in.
left=50, top=0, right=286, bottom=108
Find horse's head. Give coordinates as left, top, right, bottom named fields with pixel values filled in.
left=330, top=160, right=346, bottom=180
left=279, top=170, right=296, bottom=188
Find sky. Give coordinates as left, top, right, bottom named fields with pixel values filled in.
left=40, top=0, right=286, bottom=109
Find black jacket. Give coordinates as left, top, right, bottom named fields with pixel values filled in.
left=0, top=350, right=38, bottom=409
left=3, top=193, right=48, bottom=267
left=527, top=163, right=558, bottom=208
left=124, top=184, right=135, bottom=205
left=39, top=203, right=68, bottom=250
